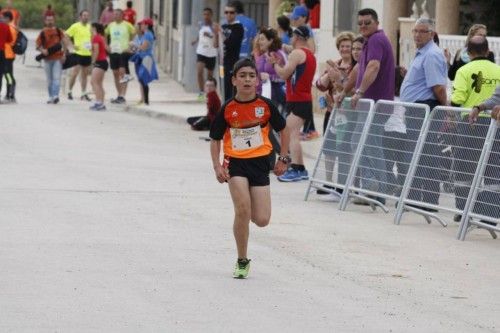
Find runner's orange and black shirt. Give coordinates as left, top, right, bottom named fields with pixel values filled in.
left=209, top=96, right=285, bottom=159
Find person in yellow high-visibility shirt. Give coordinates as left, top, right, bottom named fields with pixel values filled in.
left=451, top=36, right=500, bottom=225
left=65, top=10, right=92, bottom=101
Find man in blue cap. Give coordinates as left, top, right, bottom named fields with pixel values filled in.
left=289, top=5, right=316, bottom=53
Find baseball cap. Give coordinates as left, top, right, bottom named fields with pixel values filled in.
left=138, top=18, right=154, bottom=26
left=290, top=5, right=308, bottom=20
left=293, top=26, right=310, bottom=39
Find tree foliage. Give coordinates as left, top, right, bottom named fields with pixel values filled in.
left=8, top=0, right=76, bottom=29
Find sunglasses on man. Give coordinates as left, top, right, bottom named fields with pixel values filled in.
left=357, top=20, right=373, bottom=26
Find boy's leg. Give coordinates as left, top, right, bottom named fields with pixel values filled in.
left=228, top=176, right=252, bottom=259
left=250, top=185, right=271, bottom=227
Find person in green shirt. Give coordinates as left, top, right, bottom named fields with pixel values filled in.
left=65, top=10, right=92, bottom=101
left=105, top=9, right=135, bottom=104
left=450, top=36, right=500, bottom=224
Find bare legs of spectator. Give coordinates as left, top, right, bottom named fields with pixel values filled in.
left=112, top=67, right=127, bottom=99
left=68, top=65, right=90, bottom=98
left=287, top=113, right=305, bottom=165
left=197, top=61, right=214, bottom=93
left=90, top=66, right=105, bottom=104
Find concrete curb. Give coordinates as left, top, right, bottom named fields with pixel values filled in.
left=112, top=102, right=321, bottom=160
left=113, top=104, right=190, bottom=125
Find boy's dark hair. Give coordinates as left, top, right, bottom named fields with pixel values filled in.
left=91, top=22, right=105, bottom=35
left=126, top=1, right=133, bottom=8
left=230, top=1, right=244, bottom=14
left=467, top=36, right=489, bottom=56
left=358, top=8, right=378, bottom=22
left=203, top=7, right=213, bottom=14
left=232, top=57, right=256, bottom=77
left=277, top=15, right=292, bottom=38
left=79, top=9, right=89, bottom=16
left=259, top=27, right=282, bottom=52
left=206, top=77, right=217, bottom=88
left=2, top=10, right=13, bottom=21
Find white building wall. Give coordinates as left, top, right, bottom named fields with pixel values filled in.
left=317, top=0, right=386, bottom=64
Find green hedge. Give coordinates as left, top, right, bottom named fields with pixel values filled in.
left=12, top=0, right=77, bottom=29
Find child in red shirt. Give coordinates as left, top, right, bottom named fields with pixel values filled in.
left=123, top=1, right=136, bottom=25
left=187, top=77, right=221, bottom=130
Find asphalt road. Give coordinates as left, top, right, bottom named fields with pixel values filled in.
left=0, top=31, right=498, bottom=332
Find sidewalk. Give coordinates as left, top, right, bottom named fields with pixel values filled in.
left=110, top=73, right=326, bottom=160
left=21, top=29, right=325, bottom=161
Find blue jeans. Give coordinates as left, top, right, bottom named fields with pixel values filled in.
left=44, top=59, right=62, bottom=99
left=357, top=113, right=389, bottom=194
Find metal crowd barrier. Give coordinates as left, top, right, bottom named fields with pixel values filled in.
left=306, top=101, right=499, bottom=242
left=305, top=98, right=374, bottom=202
left=458, top=117, right=499, bottom=240
left=395, top=106, right=492, bottom=228
left=338, top=100, right=430, bottom=213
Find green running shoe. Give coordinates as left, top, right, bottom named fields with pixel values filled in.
left=233, top=258, right=251, bottom=279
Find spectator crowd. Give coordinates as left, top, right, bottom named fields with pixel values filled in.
left=188, top=1, right=499, bottom=225
left=0, top=0, right=498, bottom=223
left=0, top=0, right=158, bottom=110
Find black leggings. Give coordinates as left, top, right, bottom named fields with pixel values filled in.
left=0, top=51, right=5, bottom=95
left=5, top=59, right=15, bottom=98
left=140, top=80, right=149, bottom=105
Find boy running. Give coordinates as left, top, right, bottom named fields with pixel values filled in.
left=209, top=58, right=290, bottom=279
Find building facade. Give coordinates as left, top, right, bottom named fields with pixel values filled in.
left=83, top=0, right=498, bottom=92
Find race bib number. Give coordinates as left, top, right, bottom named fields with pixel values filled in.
left=84, top=41, right=92, bottom=50
left=230, top=125, right=263, bottom=150
left=110, top=41, right=122, bottom=53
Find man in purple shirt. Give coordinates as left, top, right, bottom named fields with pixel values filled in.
left=351, top=8, right=394, bottom=105
left=341, top=8, right=395, bottom=204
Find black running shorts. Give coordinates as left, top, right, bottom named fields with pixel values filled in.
left=109, top=53, right=130, bottom=70
left=93, top=60, right=109, bottom=71
left=197, top=54, right=216, bottom=71
left=228, top=155, right=271, bottom=187
left=286, top=101, right=313, bottom=121
left=76, top=54, right=92, bottom=67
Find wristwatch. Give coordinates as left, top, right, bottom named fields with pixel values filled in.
left=278, top=155, right=291, bottom=164
left=355, top=89, right=364, bottom=96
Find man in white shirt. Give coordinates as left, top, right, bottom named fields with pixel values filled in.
left=192, top=7, right=219, bottom=100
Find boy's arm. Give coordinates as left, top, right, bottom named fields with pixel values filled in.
left=210, top=140, right=229, bottom=183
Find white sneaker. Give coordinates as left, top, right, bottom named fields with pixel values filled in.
left=119, top=74, right=134, bottom=84
left=317, top=191, right=341, bottom=202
